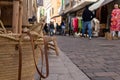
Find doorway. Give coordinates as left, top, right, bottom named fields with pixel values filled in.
left=96, top=5, right=108, bottom=37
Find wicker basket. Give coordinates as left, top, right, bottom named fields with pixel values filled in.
left=105, top=32, right=113, bottom=40
left=0, top=19, right=49, bottom=80
left=0, top=34, right=42, bottom=80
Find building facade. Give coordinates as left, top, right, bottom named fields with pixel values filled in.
left=44, top=0, right=62, bottom=25
left=50, top=0, right=61, bottom=25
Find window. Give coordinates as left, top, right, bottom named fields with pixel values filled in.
left=50, top=10, right=52, bottom=16
left=52, top=8, right=54, bottom=15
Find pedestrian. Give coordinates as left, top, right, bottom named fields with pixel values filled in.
left=43, top=23, right=48, bottom=35
left=61, top=21, right=66, bottom=35
left=56, top=23, right=59, bottom=35
left=68, top=22, right=73, bottom=36
left=82, top=5, right=94, bottom=39
left=59, top=24, right=62, bottom=35
left=49, top=21, right=55, bottom=36
left=110, top=4, right=120, bottom=39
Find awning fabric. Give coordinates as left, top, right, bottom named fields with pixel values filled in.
left=64, top=0, right=97, bottom=14
left=102, top=0, right=113, bottom=6
left=89, top=0, right=113, bottom=11
left=89, top=0, right=104, bottom=11
left=61, top=0, right=113, bottom=15
left=51, top=15, right=61, bottom=19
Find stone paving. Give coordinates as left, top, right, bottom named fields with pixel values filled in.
left=35, top=50, right=90, bottom=80
left=56, top=36, right=120, bottom=80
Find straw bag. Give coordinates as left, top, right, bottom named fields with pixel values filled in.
left=105, top=32, right=112, bottom=40
left=0, top=19, right=49, bottom=80
left=0, top=33, right=49, bottom=80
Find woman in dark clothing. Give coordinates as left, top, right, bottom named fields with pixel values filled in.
left=44, top=23, right=48, bottom=35
left=61, top=21, right=66, bottom=35
left=49, top=22, right=55, bottom=36
left=56, top=23, right=59, bottom=35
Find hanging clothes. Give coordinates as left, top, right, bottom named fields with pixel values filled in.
left=92, top=18, right=100, bottom=37
left=72, top=18, right=78, bottom=32
left=78, top=18, right=82, bottom=32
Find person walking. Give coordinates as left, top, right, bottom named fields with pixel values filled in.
left=61, top=21, right=66, bottom=35
left=49, top=21, right=55, bottom=36
left=110, top=4, right=120, bottom=39
left=82, top=6, right=94, bottom=39
left=43, top=23, right=48, bottom=35
left=56, top=23, right=60, bottom=35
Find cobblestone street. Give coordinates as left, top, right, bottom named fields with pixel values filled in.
left=56, top=36, right=120, bottom=80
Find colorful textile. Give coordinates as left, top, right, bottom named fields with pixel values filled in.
left=73, top=18, right=78, bottom=32
left=111, top=8, right=120, bottom=31
left=78, top=19, right=82, bottom=32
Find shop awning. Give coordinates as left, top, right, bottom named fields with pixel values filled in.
left=63, top=0, right=113, bottom=14
left=102, top=0, right=113, bottom=6
left=64, top=0, right=98, bottom=14
left=89, top=0, right=113, bottom=11
left=51, top=15, right=61, bottom=19
left=89, top=0, right=104, bottom=11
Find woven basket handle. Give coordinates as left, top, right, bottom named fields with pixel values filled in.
left=18, top=40, right=22, bottom=80
left=28, top=32, right=49, bottom=79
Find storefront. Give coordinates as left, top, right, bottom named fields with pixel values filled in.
left=61, top=0, right=98, bottom=35
left=62, top=0, right=120, bottom=36
left=95, top=0, right=118, bottom=37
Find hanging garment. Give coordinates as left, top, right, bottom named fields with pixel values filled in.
left=78, top=19, right=82, bottom=32
left=73, top=18, right=78, bottom=32
left=92, top=18, right=100, bottom=37
left=110, top=8, right=120, bottom=31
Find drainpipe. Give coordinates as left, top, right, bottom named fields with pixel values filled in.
left=89, top=0, right=104, bottom=11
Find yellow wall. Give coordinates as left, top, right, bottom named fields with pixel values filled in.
left=51, top=0, right=61, bottom=25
